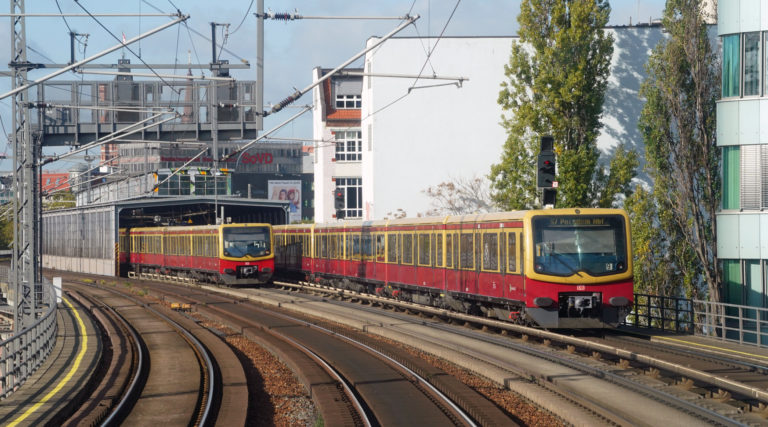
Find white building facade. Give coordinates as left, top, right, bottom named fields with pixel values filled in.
left=313, top=28, right=667, bottom=221
left=312, top=68, right=364, bottom=222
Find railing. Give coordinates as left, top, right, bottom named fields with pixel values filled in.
left=623, top=293, right=768, bottom=349
left=0, top=280, right=58, bottom=399
left=624, top=293, right=695, bottom=333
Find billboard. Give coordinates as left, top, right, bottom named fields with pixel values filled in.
left=268, top=180, right=302, bottom=223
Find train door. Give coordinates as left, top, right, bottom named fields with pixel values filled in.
left=478, top=228, right=503, bottom=299
left=444, top=230, right=460, bottom=292
left=386, top=231, right=399, bottom=285
left=458, top=227, right=478, bottom=295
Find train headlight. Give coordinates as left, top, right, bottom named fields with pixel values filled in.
left=224, top=268, right=235, bottom=275
left=533, top=297, right=554, bottom=307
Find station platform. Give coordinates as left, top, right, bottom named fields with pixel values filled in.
left=620, top=325, right=768, bottom=365
left=0, top=295, right=101, bottom=426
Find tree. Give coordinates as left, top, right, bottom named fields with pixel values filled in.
left=637, top=0, right=720, bottom=301
left=422, top=175, right=495, bottom=216
left=491, top=0, right=634, bottom=209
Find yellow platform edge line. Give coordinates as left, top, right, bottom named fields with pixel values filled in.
left=654, top=335, right=768, bottom=361
left=9, top=296, right=89, bottom=426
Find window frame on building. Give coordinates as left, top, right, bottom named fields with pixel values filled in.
left=335, top=94, right=361, bottom=109
left=334, top=177, right=363, bottom=219
left=721, top=31, right=767, bottom=99
left=334, top=130, right=362, bottom=162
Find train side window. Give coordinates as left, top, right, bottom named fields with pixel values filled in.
left=482, top=232, right=499, bottom=271
left=362, top=234, right=372, bottom=258
left=329, top=234, right=337, bottom=259
left=402, top=234, right=413, bottom=265
left=376, top=234, right=386, bottom=262
left=352, top=235, right=361, bottom=258
left=387, top=234, right=398, bottom=263
left=460, top=233, right=474, bottom=269
left=321, top=235, right=328, bottom=258
left=507, top=232, right=517, bottom=273
left=435, top=234, right=443, bottom=267
left=445, top=234, right=453, bottom=268
left=418, top=233, right=430, bottom=266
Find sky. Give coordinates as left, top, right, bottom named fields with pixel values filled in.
left=0, top=0, right=667, bottom=172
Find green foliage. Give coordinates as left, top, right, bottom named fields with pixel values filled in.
left=0, top=216, right=13, bottom=250
left=491, top=0, right=636, bottom=209
left=636, top=0, right=719, bottom=301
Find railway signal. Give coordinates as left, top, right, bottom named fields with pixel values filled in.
left=334, top=187, right=345, bottom=219
left=537, top=135, right=557, bottom=207
left=537, top=136, right=556, bottom=188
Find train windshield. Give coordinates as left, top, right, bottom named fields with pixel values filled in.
left=223, top=226, right=271, bottom=258
left=532, top=215, right=627, bottom=277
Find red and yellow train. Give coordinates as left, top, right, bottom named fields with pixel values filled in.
left=274, top=208, right=633, bottom=328
left=119, top=223, right=274, bottom=286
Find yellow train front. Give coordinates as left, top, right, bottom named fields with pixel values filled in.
left=521, top=209, right=633, bottom=328
left=121, top=223, right=274, bottom=286
left=274, top=208, right=633, bottom=329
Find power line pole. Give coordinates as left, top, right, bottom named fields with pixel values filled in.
left=9, top=0, right=39, bottom=332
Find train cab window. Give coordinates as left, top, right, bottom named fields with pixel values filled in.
left=402, top=234, right=413, bottom=264
left=376, top=234, right=386, bottom=262
left=507, top=232, right=517, bottom=272
left=482, top=232, right=499, bottom=271
left=460, top=233, right=474, bottom=269
left=418, top=234, right=430, bottom=266
left=436, top=234, right=444, bottom=267
left=387, top=234, right=398, bottom=263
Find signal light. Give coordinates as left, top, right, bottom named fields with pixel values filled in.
left=333, top=187, right=345, bottom=219
left=537, top=152, right=556, bottom=188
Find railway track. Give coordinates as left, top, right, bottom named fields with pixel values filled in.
left=52, top=272, right=520, bottom=426
left=59, top=280, right=239, bottom=426
left=137, top=279, right=513, bottom=426
left=262, top=279, right=768, bottom=425
left=57, top=269, right=768, bottom=425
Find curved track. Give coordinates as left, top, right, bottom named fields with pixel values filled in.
left=141, top=279, right=511, bottom=426
left=61, top=280, right=232, bottom=426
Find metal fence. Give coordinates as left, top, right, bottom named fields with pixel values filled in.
left=622, top=293, right=768, bottom=348
left=0, top=280, right=58, bottom=399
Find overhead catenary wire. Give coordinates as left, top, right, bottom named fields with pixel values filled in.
left=363, top=0, right=462, bottom=120
left=73, top=1, right=183, bottom=96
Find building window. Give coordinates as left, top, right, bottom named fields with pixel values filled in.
left=722, top=146, right=740, bottom=210
left=765, top=32, right=768, bottom=96
left=334, top=177, right=362, bottom=218
left=335, top=94, right=361, bottom=109
left=744, top=32, right=760, bottom=96
left=722, top=34, right=740, bottom=98
left=740, top=145, right=761, bottom=209
left=335, top=130, right=362, bottom=161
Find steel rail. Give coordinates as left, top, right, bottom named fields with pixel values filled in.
left=77, top=281, right=216, bottom=426
left=260, top=304, right=478, bottom=427
left=81, top=294, right=146, bottom=427
left=278, top=281, right=768, bottom=406
left=276, top=281, right=747, bottom=426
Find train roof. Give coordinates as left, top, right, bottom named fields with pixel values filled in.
left=273, top=208, right=628, bottom=231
